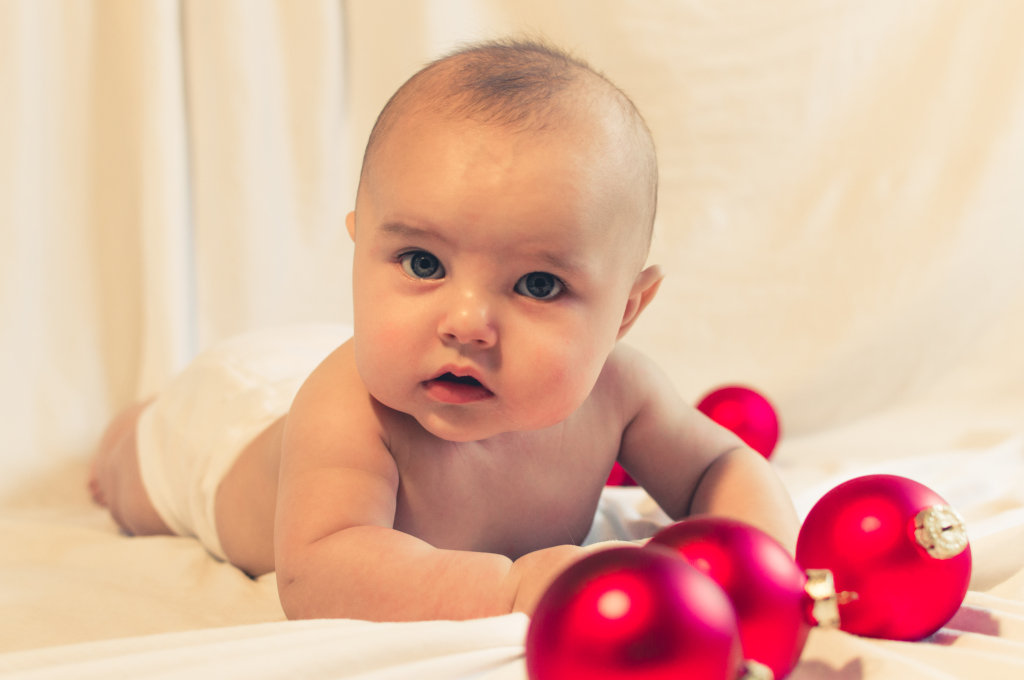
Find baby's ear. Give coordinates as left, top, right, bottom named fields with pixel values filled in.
left=617, top=265, right=664, bottom=340
left=345, top=211, right=356, bottom=241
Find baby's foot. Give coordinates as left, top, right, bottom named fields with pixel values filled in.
left=85, top=399, right=172, bottom=538
left=88, top=453, right=108, bottom=507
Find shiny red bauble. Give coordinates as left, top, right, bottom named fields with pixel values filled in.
left=606, top=462, right=638, bottom=486
left=648, top=517, right=811, bottom=680
left=696, top=386, right=780, bottom=458
left=526, top=546, right=743, bottom=680
left=796, top=474, right=972, bottom=641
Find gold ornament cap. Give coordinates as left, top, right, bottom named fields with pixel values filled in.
left=739, top=659, right=774, bottom=680
left=914, top=504, right=968, bottom=559
left=804, top=569, right=840, bottom=628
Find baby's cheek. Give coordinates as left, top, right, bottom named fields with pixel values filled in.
left=516, top=333, right=595, bottom=422
left=356, top=301, right=423, bottom=392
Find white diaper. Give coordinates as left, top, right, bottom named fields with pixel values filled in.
left=136, top=323, right=353, bottom=561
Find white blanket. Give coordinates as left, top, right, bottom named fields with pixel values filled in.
left=3, top=437, right=1024, bottom=679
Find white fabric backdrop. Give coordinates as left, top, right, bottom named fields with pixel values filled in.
left=0, top=0, right=352, bottom=496
left=4, top=1, right=1024, bottom=498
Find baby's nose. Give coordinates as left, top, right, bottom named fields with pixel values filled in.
left=438, top=290, right=497, bottom=348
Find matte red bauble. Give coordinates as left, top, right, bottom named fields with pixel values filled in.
left=796, top=474, right=971, bottom=641
left=696, top=386, right=780, bottom=458
left=526, top=546, right=743, bottom=680
left=648, top=517, right=812, bottom=680
left=606, top=462, right=638, bottom=486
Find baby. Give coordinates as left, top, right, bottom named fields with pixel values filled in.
left=90, top=39, right=799, bottom=622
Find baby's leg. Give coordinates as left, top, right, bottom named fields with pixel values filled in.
left=89, top=400, right=173, bottom=537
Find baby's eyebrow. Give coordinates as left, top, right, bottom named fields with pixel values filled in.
left=379, top=222, right=452, bottom=245
left=535, top=250, right=582, bottom=275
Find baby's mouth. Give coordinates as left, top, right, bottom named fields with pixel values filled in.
left=424, top=372, right=494, bottom=404
left=436, top=372, right=483, bottom=387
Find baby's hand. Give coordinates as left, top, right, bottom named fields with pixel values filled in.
left=505, top=540, right=647, bottom=615
left=505, top=544, right=584, bottom=615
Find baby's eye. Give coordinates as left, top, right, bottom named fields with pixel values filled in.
left=401, top=251, right=445, bottom=280
left=515, top=271, right=563, bottom=300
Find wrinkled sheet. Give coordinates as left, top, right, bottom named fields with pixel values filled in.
left=2, top=435, right=1024, bottom=679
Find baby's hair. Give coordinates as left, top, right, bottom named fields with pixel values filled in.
left=360, top=38, right=659, bottom=265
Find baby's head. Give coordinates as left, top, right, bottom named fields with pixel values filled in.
left=347, top=39, right=663, bottom=442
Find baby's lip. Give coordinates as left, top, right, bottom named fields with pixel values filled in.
left=425, top=364, right=492, bottom=393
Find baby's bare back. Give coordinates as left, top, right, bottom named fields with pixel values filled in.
left=215, top=339, right=633, bottom=577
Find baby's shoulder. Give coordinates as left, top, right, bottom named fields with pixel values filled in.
left=293, top=338, right=368, bottom=414
left=589, top=343, right=669, bottom=422
left=285, top=338, right=397, bottom=478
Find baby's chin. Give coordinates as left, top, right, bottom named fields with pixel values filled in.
left=365, top=389, right=510, bottom=442
left=414, top=404, right=578, bottom=443
left=415, top=411, right=518, bottom=443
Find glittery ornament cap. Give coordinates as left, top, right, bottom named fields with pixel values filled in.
left=914, top=505, right=969, bottom=559
left=804, top=569, right=840, bottom=628
left=739, top=659, right=774, bottom=680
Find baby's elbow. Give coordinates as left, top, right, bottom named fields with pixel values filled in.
left=276, top=569, right=314, bottom=620
left=275, top=552, right=341, bottom=620
left=276, top=539, right=377, bottom=621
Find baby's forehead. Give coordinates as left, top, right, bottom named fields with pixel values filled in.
left=359, top=41, right=657, bottom=267
left=366, top=113, right=646, bottom=262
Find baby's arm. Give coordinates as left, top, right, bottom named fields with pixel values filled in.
left=274, top=344, right=582, bottom=621
left=687, top=446, right=799, bottom=552
left=615, top=347, right=800, bottom=553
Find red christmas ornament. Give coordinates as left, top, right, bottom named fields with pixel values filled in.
left=796, top=474, right=972, bottom=641
left=648, top=517, right=816, bottom=680
left=606, top=462, right=638, bottom=486
left=526, top=546, right=743, bottom=680
left=696, top=386, right=780, bottom=458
